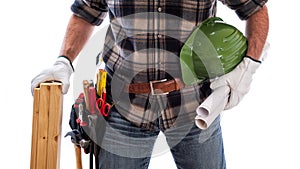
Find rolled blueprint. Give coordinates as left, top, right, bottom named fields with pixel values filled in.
left=195, top=85, right=230, bottom=129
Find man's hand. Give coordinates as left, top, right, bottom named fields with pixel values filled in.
left=31, top=56, right=74, bottom=95
left=210, top=56, right=261, bottom=110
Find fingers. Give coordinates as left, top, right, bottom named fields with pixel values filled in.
left=62, top=82, right=70, bottom=94
left=31, top=72, right=53, bottom=95
left=224, top=90, right=239, bottom=110
left=210, top=76, right=228, bottom=90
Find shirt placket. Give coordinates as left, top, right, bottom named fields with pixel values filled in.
left=153, top=0, right=165, bottom=80
left=153, top=0, right=171, bottom=130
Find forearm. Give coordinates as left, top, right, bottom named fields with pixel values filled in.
left=245, top=5, right=269, bottom=61
left=59, top=14, right=95, bottom=62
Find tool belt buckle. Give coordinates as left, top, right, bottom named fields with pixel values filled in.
left=149, top=79, right=169, bottom=95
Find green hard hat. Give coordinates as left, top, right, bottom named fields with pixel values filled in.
left=180, top=17, right=247, bottom=85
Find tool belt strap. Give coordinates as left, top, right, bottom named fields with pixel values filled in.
left=124, top=78, right=185, bottom=95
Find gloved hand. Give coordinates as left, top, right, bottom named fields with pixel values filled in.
left=31, top=56, right=74, bottom=95
left=210, top=56, right=261, bottom=110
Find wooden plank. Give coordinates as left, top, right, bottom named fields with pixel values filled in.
left=30, top=88, right=40, bottom=169
left=36, top=83, right=50, bottom=169
left=30, top=82, right=63, bottom=169
left=47, top=83, right=63, bottom=169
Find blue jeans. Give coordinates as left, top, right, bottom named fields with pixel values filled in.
left=97, top=108, right=226, bottom=169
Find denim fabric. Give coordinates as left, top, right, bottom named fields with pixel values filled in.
left=98, top=108, right=226, bottom=169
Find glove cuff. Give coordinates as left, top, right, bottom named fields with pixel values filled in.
left=58, top=55, right=74, bottom=71
left=245, top=55, right=262, bottom=64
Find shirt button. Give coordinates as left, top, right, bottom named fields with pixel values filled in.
left=157, top=7, right=162, bottom=12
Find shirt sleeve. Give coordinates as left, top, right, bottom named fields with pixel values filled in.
left=71, top=0, right=108, bottom=26
left=219, top=0, right=268, bottom=20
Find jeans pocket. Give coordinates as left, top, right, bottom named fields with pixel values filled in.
left=198, top=116, right=221, bottom=143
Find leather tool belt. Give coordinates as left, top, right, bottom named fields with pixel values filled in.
left=124, top=78, right=185, bottom=95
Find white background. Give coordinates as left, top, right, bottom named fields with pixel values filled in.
left=1, top=1, right=300, bottom=168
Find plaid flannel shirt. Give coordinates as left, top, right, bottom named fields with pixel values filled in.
left=71, top=0, right=267, bottom=130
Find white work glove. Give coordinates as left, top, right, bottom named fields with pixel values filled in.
left=210, top=56, right=261, bottom=110
left=31, top=56, right=74, bottom=95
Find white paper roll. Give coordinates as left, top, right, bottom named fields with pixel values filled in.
left=195, top=85, right=230, bottom=129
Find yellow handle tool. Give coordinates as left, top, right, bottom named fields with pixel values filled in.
left=97, top=69, right=107, bottom=97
